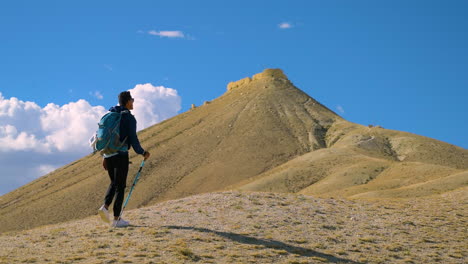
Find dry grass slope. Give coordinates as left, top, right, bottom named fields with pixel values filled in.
left=234, top=120, right=467, bottom=198
left=1, top=191, right=466, bottom=264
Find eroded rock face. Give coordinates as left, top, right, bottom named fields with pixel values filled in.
left=252, top=68, right=287, bottom=80
left=227, top=77, right=252, bottom=91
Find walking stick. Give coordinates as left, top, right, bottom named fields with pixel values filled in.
left=114, top=159, right=145, bottom=227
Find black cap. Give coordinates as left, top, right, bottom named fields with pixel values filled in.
left=118, top=91, right=133, bottom=106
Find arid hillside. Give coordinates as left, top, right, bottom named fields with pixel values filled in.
left=1, top=69, right=467, bottom=234
left=1, top=191, right=466, bottom=263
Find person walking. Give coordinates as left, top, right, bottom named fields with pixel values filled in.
left=98, top=91, right=150, bottom=227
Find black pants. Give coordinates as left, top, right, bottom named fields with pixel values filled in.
left=104, top=153, right=129, bottom=217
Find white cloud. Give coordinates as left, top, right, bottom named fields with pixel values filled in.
left=0, top=86, right=181, bottom=195
left=0, top=125, right=49, bottom=152
left=37, top=164, right=57, bottom=176
left=279, top=22, right=293, bottom=29
left=148, top=30, right=185, bottom=38
left=90, top=91, right=104, bottom=99
left=129, top=83, right=182, bottom=131
left=336, top=105, right=345, bottom=114
left=41, top=100, right=106, bottom=151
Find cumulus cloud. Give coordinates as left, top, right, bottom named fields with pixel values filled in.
left=279, top=22, right=293, bottom=29
left=148, top=30, right=185, bottom=38
left=41, top=100, right=107, bottom=151
left=0, top=85, right=181, bottom=195
left=129, top=83, right=182, bottom=131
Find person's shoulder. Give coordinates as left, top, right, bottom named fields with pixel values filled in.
left=122, top=111, right=136, bottom=121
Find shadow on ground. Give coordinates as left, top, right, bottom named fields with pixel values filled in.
left=164, top=225, right=363, bottom=264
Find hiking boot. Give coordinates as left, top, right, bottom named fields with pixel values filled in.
left=98, top=205, right=110, bottom=223
left=112, top=218, right=129, bottom=228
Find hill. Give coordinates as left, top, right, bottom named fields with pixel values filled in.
left=1, top=191, right=466, bottom=263
left=0, top=68, right=467, bottom=233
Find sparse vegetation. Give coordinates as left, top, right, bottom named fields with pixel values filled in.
left=0, top=191, right=467, bottom=263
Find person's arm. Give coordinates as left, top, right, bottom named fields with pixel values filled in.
left=127, top=115, right=146, bottom=155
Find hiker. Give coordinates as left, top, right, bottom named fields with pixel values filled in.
left=98, top=91, right=150, bottom=227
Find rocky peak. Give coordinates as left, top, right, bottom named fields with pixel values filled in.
left=227, top=68, right=289, bottom=91
left=252, top=68, right=288, bottom=80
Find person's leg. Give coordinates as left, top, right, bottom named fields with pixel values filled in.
left=103, top=156, right=118, bottom=208
left=99, top=156, right=119, bottom=223
left=112, top=153, right=129, bottom=219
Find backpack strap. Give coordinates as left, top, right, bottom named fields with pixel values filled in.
left=119, top=110, right=130, bottom=147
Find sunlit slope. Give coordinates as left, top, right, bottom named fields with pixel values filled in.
left=237, top=121, right=468, bottom=198
left=0, top=69, right=340, bottom=233
left=136, top=69, right=340, bottom=203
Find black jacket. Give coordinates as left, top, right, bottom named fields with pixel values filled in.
left=108, top=105, right=145, bottom=155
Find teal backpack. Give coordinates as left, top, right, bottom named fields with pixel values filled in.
left=90, top=110, right=129, bottom=155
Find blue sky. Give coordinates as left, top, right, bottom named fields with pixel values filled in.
left=0, top=1, right=467, bottom=194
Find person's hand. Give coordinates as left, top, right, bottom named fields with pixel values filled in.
left=143, top=151, right=151, bottom=160
left=102, top=158, right=108, bottom=171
